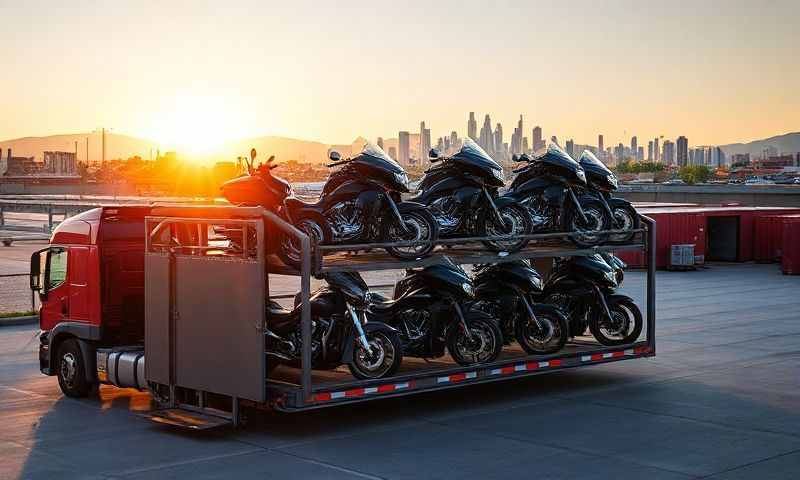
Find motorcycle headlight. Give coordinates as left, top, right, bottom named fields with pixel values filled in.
left=576, top=168, right=587, bottom=184
left=462, top=282, right=474, bottom=296
left=604, top=270, right=619, bottom=287
left=607, top=174, right=618, bottom=189
left=394, top=171, right=410, bottom=189
left=492, top=168, right=505, bottom=182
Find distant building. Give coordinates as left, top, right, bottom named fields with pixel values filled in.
left=691, top=147, right=705, bottom=165
left=647, top=141, right=654, bottom=161
left=43, top=151, right=78, bottom=176
left=566, top=139, right=574, bottom=158
left=388, top=146, right=397, bottom=160
left=467, top=112, right=477, bottom=141
left=730, top=153, right=750, bottom=167
left=754, top=154, right=794, bottom=169
left=630, top=136, right=637, bottom=156
left=3, top=148, right=38, bottom=176
left=398, top=131, right=410, bottom=165
left=419, top=121, right=431, bottom=162
left=637, top=146, right=644, bottom=161
left=614, top=143, right=624, bottom=163
left=377, top=137, right=384, bottom=150
left=653, top=138, right=660, bottom=162
left=494, top=123, right=504, bottom=158
left=533, top=126, right=543, bottom=151
left=676, top=136, right=688, bottom=166
left=479, top=114, right=494, bottom=156
left=662, top=141, right=675, bottom=166
left=598, top=134, right=604, bottom=154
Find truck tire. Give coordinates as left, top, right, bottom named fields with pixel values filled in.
left=56, top=338, right=92, bottom=398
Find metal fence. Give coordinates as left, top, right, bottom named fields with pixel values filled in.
left=0, top=273, right=38, bottom=315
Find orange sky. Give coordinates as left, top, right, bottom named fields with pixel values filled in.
left=2, top=1, right=798, bottom=152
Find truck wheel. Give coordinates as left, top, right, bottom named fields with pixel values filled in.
left=56, top=338, right=92, bottom=398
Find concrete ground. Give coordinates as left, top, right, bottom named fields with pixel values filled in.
left=0, top=263, right=798, bottom=479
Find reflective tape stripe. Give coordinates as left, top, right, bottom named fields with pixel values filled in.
left=312, top=381, right=414, bottom=403
left=489, top=359, right=564, bottom=376
left=437, top=372, right=477, bottom=384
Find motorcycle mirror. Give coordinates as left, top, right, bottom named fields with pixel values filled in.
left=250, top=148, right=257, bottom=162
left=266, top=155, right=275, bottom=164
left=511, top=154, right=519, bottom=162
left=428, top=148, right=439, bottom=159
left=329, top=151, right=341, bottom=162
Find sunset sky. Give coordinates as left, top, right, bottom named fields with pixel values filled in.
left=2, top=0, right=798, bottom=152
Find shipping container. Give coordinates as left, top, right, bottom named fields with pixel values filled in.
left=781, top=218, right=800, bottom=275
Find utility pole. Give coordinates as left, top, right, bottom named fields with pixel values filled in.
left=85, top=138, right=89, bottom=165
left=102, top=127, right=106, bottom=165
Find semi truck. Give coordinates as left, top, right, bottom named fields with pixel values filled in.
left=30, top=204, right=655, bottom=428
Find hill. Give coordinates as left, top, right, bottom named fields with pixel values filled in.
left=719, top=132, right=800, bottom=157
left=0, top=132, right=158, bottom=163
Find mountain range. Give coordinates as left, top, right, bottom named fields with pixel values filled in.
left=2, top=131, right=798, bottom=164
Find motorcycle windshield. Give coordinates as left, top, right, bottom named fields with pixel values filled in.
left=533, top=142, right=581, bottom=172
left=324, top=271, right=369, bottom=304
left=450, top=138, right=503, bottom=175
left=579, top=150, right=613, bottom=176
left=357, top=143, right=404, bottom=174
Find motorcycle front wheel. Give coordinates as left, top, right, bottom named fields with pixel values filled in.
left=446, top=311, right=503, bottom=366
left=564, top=199, right=612, bottom=248
left=348, top=330, right=404, bottom=380
left=608, top=200, right=640, bottom=244
left=590, top=296, right=643, bottom=346
left=382, top=210, right=438, bottom=260
left=477, top=204, right=531, bottom=253
left=514, top=306, right=569, bottom=355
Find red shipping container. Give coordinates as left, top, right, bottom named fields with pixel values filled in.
left=753, top=215, right=783, bottom=263
left=782, top=218, right=800, bottom=275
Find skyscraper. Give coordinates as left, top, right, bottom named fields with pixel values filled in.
left=631, top=136, right=637, bottom=156
left=566, top=139, right=574, bottom=158
left=494, top=123, right=504, bottom=158
left=377, top=137, right=384, bottom=150
left=653, top=138, right=660, bottom=162
left=647, top=141, right=654, bottom=161
left=419, top=121, right=431, bottom=162
left=479, top=114, right=494, bottom=156
left=398, top=131, right=410, bottom=165
left=614, top=143, right=624, bottom=164
left=533, top=126, right=543, bottom=150
left=662, top=140, right=675, bottom=165
left=388, top=146, right=397, bottom=160
left=676, top=136, right=688, bottom=166
left=468, top=112, right=477, bottom=141
left=637, top=146, right=644, bottom=161
left=449, top=131, right=459, bottom=153
left=598, top=134, right=604, bottom=154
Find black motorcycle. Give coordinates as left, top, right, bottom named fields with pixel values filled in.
left=471, top=260, right=569, bottom=355
left=371, top=257, right=503, bottom=366
left=504, top=143, right=612, bottom=247
left=577, top=150, right=639, bottom=243
left=412, top=138, right=531, bottom=252
left=541, top=254, right=643, bottom=346
left=222, top=144, right=439, bottom=267
left=269, top=271, right=404, bottom=380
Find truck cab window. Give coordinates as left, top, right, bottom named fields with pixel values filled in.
left=48, top=249, right=68, bottom=290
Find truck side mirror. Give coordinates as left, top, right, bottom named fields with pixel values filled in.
left=30, top=248, right=46, bottom=293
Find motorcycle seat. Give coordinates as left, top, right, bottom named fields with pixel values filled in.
left=268, top=303, right=298, bottom=334
left=284, top=196, right=319, bottom=211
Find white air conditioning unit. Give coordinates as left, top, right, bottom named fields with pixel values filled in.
left=670, top=244, right=696, bottom=268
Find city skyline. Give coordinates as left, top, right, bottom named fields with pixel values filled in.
left=2, top=1, right=798, bottom=152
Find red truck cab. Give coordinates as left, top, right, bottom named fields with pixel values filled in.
left=31, top=206, right=150, bottom=397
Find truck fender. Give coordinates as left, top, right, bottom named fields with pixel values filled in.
left=341, top=322, right=400, bottom=364
left=46, top=322, right=100, bottom=382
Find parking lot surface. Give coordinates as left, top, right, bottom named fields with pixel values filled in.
left=1, top=263, right=798, bottom=479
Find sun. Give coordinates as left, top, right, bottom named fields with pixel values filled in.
left=151, top=94, right=248, bottom=157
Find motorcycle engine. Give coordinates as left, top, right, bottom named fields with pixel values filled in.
left=521, top=197, right=551, bottom=229
left=429, top=197, right=461, bottom=234
left=401, top=309, right=430, bottom=344
left=327, top=200, right=364, bottom=241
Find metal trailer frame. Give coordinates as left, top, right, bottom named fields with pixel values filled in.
left=141, top=206, right=655, bottom=425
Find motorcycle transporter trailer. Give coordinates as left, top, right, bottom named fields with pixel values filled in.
left=32, top=204, right=655, bottom=429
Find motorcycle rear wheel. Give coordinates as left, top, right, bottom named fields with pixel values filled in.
left=278, top=217, right=329, bottom=269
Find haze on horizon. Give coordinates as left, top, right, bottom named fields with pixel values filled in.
left=1, top=0, right=798, bottom=153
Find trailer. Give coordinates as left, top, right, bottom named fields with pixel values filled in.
left=31, top=204, right=655, bottom=429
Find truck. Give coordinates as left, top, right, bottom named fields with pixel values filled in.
left=30, top=203, right=655, bottom=428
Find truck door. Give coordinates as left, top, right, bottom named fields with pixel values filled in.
left=39, top=247, right=69, bottom=331
left=67, top=246, right=90, bottom=322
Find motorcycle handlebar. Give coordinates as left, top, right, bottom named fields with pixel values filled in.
left=326, top=159, right=353, bottom=168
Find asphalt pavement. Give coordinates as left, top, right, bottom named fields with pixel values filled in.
left=0, top=263, right=799, bottom=479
